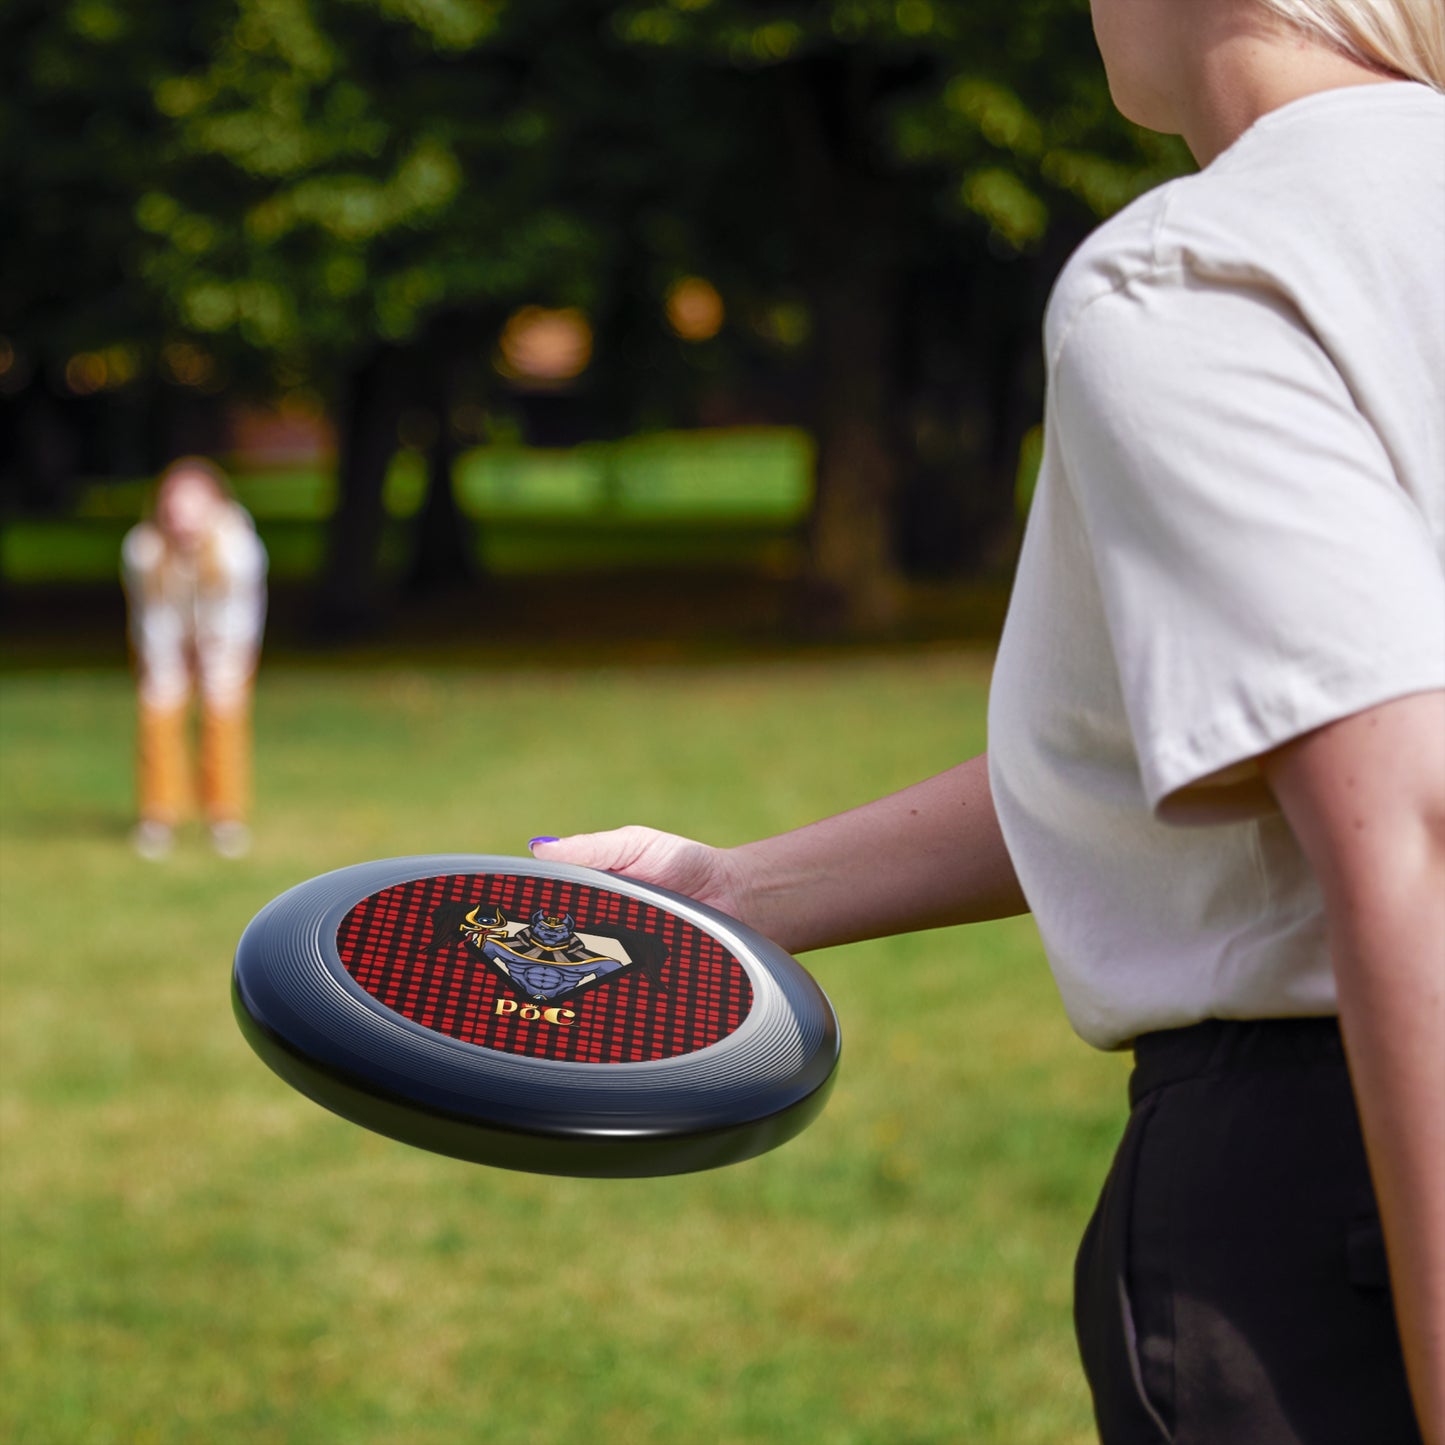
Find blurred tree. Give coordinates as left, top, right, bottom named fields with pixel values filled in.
left=605, top=0, right=1191, bottom=625
left=125, top=0, right=787, bottom=631
left=0, top=0, right=218, bottom=508
left=2, top=0, right=1189, bottom=632
left=124, top=0, right=613, bottom=632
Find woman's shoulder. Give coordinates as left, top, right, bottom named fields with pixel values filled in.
left=209, top=503, right=268, bottom=576
left=1045, top=83, right=1445, bottom=366
left=224, top=500, right=267, bottom=545
left=1043, top=183, right=1184, bottom=362
left=217, top=499, right=259, bottom=537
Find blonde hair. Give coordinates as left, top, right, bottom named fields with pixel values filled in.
left=1257, top=0, right=1445, bottom=89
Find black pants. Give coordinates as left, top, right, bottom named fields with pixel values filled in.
left=1074, top=1018, right=1422, bottom=1445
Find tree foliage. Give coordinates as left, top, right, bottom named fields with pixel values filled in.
left=1, top=0, right=1191, bottom=627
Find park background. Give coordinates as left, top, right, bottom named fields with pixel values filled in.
left=2, top=2, right=1192, bottom=1440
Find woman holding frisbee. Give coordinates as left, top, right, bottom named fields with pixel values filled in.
left=534, top=1, right=1445, bottom=1439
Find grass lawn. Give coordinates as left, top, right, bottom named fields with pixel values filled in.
left=0, top=651, right=1127, bottom=1444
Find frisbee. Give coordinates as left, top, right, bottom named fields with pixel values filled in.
left=232, top=855, right=840, bottom=1177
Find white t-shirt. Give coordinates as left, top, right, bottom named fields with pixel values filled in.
left=122, top=502, right=268, bottom=710
left=988, top=83, right=1445, bottom=1051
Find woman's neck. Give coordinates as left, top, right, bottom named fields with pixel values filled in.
left=1178, top=8, right=1401, bottom=165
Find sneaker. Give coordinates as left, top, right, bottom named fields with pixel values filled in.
left=209, top=821, right=252, bottom=859
left=132, top=820, right=174, bottom=861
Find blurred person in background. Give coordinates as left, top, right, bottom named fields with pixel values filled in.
left=532, top=0, right=1445, bottom=1441
left=122, top=457, right=267, bottom=860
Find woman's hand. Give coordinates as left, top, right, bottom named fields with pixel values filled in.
left=530, top=827, right=755, bottom=924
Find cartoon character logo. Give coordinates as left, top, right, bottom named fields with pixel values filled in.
left=428, top=892, right=668, bottom=1005
left=525, top=910, right=579, bottom=949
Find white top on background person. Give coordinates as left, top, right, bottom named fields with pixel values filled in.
left=531, top=1, right=1445, bottom=1436
left=122, top=459, right=267, bottom=711
left=988, top=79, right=1445, bottom=1051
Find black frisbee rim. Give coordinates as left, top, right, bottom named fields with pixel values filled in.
left=232, top=855, right=840, bottom=1177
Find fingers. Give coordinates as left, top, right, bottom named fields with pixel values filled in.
left=527, top=827, right=749, bottom=924
left=529, top=827, right=654, bottom=873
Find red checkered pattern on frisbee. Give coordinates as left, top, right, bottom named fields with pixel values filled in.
left=336, top=874, right=754, bottom=1063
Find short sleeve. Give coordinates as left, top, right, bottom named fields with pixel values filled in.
left=213, top=505, right=268, bottom=585
left=1053, top=273, right=1445, bottom=821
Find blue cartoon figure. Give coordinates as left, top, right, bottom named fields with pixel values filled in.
left=429, top=891, right=668, bottom=1005
left=489, top=909, right=627, bottom=1000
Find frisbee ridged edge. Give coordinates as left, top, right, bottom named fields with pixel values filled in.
left=232, top=854, right=840, bottom=1176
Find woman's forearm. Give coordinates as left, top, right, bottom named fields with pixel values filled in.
left=1330, top=853, right=1445, bottom=1445
left=728, top=752, right=1028, bottom=955
left=1266, top=690, right=1445, bottom=1444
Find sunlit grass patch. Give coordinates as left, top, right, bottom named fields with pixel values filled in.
left=1, top=656, right=1125, bottom=1444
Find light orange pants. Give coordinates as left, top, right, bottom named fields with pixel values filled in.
left=137, top=693, right=252, bottom=826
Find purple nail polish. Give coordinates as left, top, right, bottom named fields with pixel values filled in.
left=528, top=836, right=559, bottom=849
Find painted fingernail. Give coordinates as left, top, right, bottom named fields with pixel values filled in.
left=528, top=836, right=559, bottom=850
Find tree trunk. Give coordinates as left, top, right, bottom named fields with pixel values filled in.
left=404, top=421, right=474, bottom=596
left=804, top=271, right=905, bottom=632
left=313, top=345, right=405, bottom=641
left=405, top=357, right=475, bottom=597
left=780, top=57, right=908, bottom=635
left=5, top=382, right=81, bottom=513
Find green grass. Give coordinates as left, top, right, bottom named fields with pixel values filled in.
left=0, top=654, right=1127, bottom=1444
